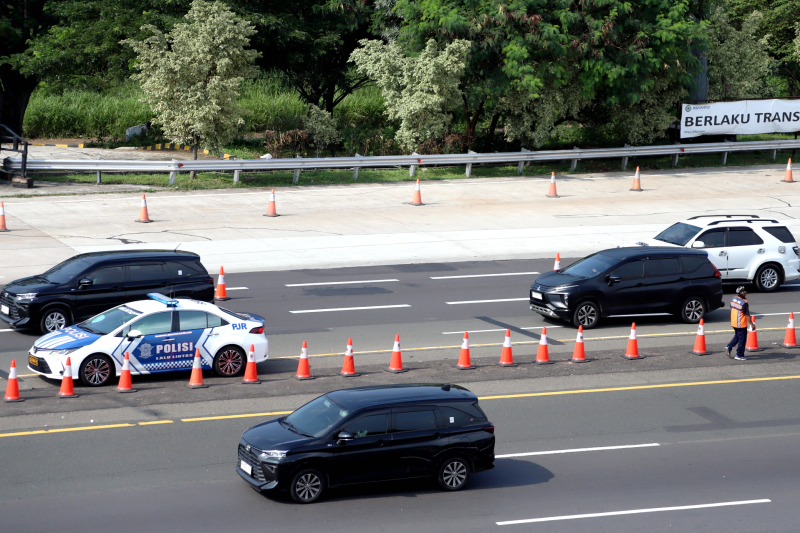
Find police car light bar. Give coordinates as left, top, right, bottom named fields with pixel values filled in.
left=147, top=293, right=179, bottom=307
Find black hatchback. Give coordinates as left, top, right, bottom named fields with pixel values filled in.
left=237, top=384, right=495, bottom=503
left=529, top=247, right=724, bottom=328
left=0, top=250, right=214, bottom=333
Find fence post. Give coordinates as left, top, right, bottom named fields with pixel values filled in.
left=621, top=144, right=631, bottom=171
left=353, top=153, right=361, bottom=181
left=293, top=155, right=302, bottom=184
left=570, top=146, right=579, bottom=172
left=517, top=148, right=530, bottom=175
left=169, top=160, right=177, bottom=186
left=465, top=149, right=477, bottom=177
left=96, top=157, right=102, bottom=184
left=233, top=169, right=241, bottom=185
left=409, top=152, right=419, bottom=178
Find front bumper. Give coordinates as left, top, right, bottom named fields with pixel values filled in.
left=26, top=350, right=70, bottom=380
left=236, top=442, right=281, bottom=492
left=0, top=295, right=31, bottom=328
left=529, top=300, right=571, bottom=320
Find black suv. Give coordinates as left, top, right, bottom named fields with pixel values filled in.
left=0, top=250, right=214, bottom=333
left=529, top=247, right=724, bottom=328
left=237, top=384, right=495, bottom=503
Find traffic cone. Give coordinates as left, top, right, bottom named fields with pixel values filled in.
left=295, top=341, right=314, bottom=380
left=386, top=334, right=408, bottom=373
left=546, top=172, right=559, bottom=198
left=264, top=189, right=279, bottom=216
left=411, top=179, right=423, bottom=206
left=214, top=266, right=230, bottom=301
left=783, top=312, right=798, bottom=348
left=242, top=344, right=261, bottom=383
left=570, top=326, right=589, bottom=362
left=783, top=159, right=794, bottom=183
left=553, top=253, right=561, bottom=271
left=4, top=361, right=23, bottom=402
left=116, top=352, right=137, bottom=393
left=745, top=317, right=763, bottom=352
left=630, top=166, right=643, bottom=191
left=497, top=329, right=517, bottom=366
left=188, top=349, right=208, bottom=388
left=623, top=323, right=643, bottom=359
left=340, top=338, right=359, bottom=377
left=535, top=327, right=553, bottom=364
left=135, top=193, right=152, bottom=223
left=690, top=319, right=711, bottom=355
left=58, top=357, right=79, bottom=397
left=456, top=332, right=476, bottom=369
left=0, top=202, right=8, bottom=232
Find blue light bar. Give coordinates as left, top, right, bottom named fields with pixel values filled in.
left=147, top=293, right=179, bottom=307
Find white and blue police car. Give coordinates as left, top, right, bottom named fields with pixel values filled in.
left=27, top=293, right=268, bottom=386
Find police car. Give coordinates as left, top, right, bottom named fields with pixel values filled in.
left=27, top=294, right=268, bottom=386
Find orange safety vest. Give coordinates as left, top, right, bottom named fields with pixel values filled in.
left=730, top=296, right=749, bottom=328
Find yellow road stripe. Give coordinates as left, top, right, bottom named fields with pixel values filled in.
left=181, top=411, right=292, bottom=422
left=138, top=420, right=174, bottom=425
left=0, top=423, right=135, bottom=438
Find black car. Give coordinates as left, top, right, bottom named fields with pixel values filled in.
left=237, top=384, right=495, bottom=503
left=0, top=250, right=214, bottom=333
left=529, top=247, right=724, bottom=329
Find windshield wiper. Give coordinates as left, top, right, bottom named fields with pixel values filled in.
left=281, top=419, right=312, bottom=437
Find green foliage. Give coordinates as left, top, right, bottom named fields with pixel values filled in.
left=304, top=105, right=341, bottom=157
left=238, top=75, right=308, bottom=131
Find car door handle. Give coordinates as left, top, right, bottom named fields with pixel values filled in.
left=719, top=251, right=727, bottom=256
left=375, top=439, right=385, bottom=447
left=757, top=248, right=765, bottom=254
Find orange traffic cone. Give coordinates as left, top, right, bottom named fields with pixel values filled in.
left=570, top=326, right=589, bottom=362
left=630, top=166, right=643, bottom=191
left=411, top=179, right=423, bottom=206
left=242, top=344, right=261, bottom=383
left=623, top=323, right=643, bottom=360
left=745, top=317, right=763, bottom=352
left=214, top=266, right=230, bottom=301
left=264, top=189, right=279, bottom=217
left=456, top=332, right=476, bottom=369
left=546, top=172, right=559, bottom=198
left=4, top=360, right=23, bottom=402
left=690, top=319, right=711, bottom=355
left=58, top=357, right=79, bottom=397
left=497, top=329, right=517, bottom=366
left=553, top=253, right=561, bottom=271
left=0, top=201, right=8, bottom=232
left=783, top=312, right=798, bottom=348
left=386, top=334, right=408, bottom=373
left=535, top=327, right=553, bottom=364
left=783, top=159, right=794, bottom=183
left=188, top=349, right=208, bottom=388
left=295, top=341, right=314, bottom=380
left=135, top=193, right=152, bottom=223
left=340, top=338, right=359, bottom=377
left=116, top=352, right=137, bottom=393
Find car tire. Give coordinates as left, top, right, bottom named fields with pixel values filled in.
left=754, top=264, right=781, bottom=292
left=213, top=345, right=245, bottom=377
left=437, top=456, right=471, bottom=491
left=289, top=468, right=325, bottom=504
left=680, top=296, right=706, bottom=324
left=39, top=306, right=70, bottom=334
left=79, top=354, right=114, bottom=387
left=572, top=301, right=600, bottom=329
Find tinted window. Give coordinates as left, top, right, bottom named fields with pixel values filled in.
left=645, top=258, right=681, bottom=277
left=561, top=253, right=618, bottom=279
left=129, top=264, right=165, bottom=282
left=42, top=258, right=92, bottom=284
left=179, top=311, right=208, bottom=330
left=728, top=228, right=763, bottom=246
left=126, top=311, right=173, bottom=336
left=343, top=414, right=389, bottom=437
left=207, top=313, right=227, bottom=327
left=763, top=226, right=796, bottom=243
left=610, top=260, right=643, bottom=280
left=655, top=222, right=702, bottom=246
left=395, top=410, right=438, bottom=432
left=85, top=266, right=125, bottom=285
left=441, top=406, right=483, bottom=427
left=164, top=262, right=198, bottom=278
left=79, top=305, right=141, bottom=335
left=284, top=395, right=350, bottom=438
left=698, top=229, right=726, bottom=248
left=681, top=256, right=717, bottom=279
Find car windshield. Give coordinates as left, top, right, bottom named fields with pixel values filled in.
left=283, top=395, right=351, bottom=438
left=78, top=305, right=141, bottom=335
left=41, top=258, right=92, bottom=284
left=654, top=222, right=702, bottom=246
left=560, top=253, right=618, bottom=279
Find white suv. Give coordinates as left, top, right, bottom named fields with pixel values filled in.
left=633, top=215, right=799, bottom=292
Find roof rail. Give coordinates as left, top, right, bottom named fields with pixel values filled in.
left=687, top=214, right=760, bottom=220
left=708, top=219, right=778, bottom=226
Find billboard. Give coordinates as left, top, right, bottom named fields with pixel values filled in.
left=680, top=99, right=800, bottom=139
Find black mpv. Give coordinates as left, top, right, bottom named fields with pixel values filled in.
left=0, top=250, right=214, bottom=333
left=529, top=247, right=724, bottom=328
left=237, top=384, right=495, bottom=503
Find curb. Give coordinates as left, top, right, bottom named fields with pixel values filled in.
left=30, top=142, right=85, bottom=148
left=136, top=143, right=237, bottom=160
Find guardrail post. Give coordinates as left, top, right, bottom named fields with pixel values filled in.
left=771, top=148, right=777, bottom=162
left=353, top=153, right=361, bottom=181
left=293, top=155, right=302, bottom=184
left=409, top=152, right=419, bottom=178
left=721, top=140, right=731, bottom=165
left=517, top=148, right=530, bottom=175
left=671, top=145, right=680, bottom=168
left=96, top=157, right=102, bottom=184
left=621, top=144, right=631, bottom=171
left=465, top=150, right=477, bottom=177
left=570, top=146, right=579, bottom=172
left=169, top=160, right=177, bottom=186
left=233, top=169, right=241, bottom=185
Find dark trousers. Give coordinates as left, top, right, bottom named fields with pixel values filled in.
left=727, top=327, right=748, bottom=356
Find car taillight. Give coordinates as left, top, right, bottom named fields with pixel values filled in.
left=204, top=277, right=214, bottom=284
left=249, top=326, right=264, bottom=334
left=485, top=424, right=495, bottom=434
left=713, top=265, right=721, bottom=278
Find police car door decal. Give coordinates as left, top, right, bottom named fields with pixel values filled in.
left=139, top=329, right=207, bottom=372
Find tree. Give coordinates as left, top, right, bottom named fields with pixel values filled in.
left=123, top=0, right=259, bottom=168
left=304, top=105, right=340, bottom=157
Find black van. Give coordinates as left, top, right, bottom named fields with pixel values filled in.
left=237, top=384, right=495, bottom=503
left=0, top=250, right=214, bottom=333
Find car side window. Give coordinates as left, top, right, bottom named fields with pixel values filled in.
left=440, top=406, right=482, bottom=427
left=697, top=229, right=726, bottom=248
left=762, top=226, right=796, bottom=243
left=645, top=258, right=681, bottom=277
left=85, top=266, right=125, bottom=285
left=164, top=262, right=197, bottom=278
left=207, top=313, right=228, bottom=327
left=728, top=227, right=764, bottom=247
left=610, top=260, right=643, bottom=280
left=129, top=264, right=165, bottom=282
left=179, top=310, right=208, bottom=330
left=343, top=413, right=389, bottom=438
left=680, top=256, right=716, bottom=279
left=394, top=410, right=439, bottom=432
left=123, top=311, right=173, bottom=336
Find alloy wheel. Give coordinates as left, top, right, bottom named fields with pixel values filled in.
left=45, top=311, right=66, bottom=332
left=577, top=304, right=597, bottom=327
left=83, top=357, right=111, bottom=385
left=684, top=299, right=704, bottom=321
left=295, top=473, right=321, bottom=501
left=217, top=349, right=243, bottom=376
left=759, top=268, right=779, bottom=290
left=442, top=461, right=468, bottom=488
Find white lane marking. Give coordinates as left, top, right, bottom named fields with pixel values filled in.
left=290, top=304, right=411, bottom=314
left=0, top=329, right=14, bottom=333
left=607, top=313, right=672, bottom=317
left=446, top=298, right=529, bottom=305
left=753, top=312, right=798, bottom=316
left=496, top=499, right=771, bottom=526
left=224, top=287, right=248, bottom=291
left=496, top=443, right=660, bottom=458
left=442, top=326, right=563, bottom=334
left=286, top=279, right=399, bottom=287
left=431, top=272, right=540, bottom=280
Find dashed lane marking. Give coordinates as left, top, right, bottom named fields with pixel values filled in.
left=431, top=272, right=540, bottom=280
left=138, top=420, right=174, bottom=425
left=446, top=298, right=530, bottom=305
left=442, top=326, right=563, bottom=335
left=224, top=287, right=248, bottom=291
left=286, top=279, right=399, bottom=287
left=289, top=304, right=411, bottom=314
left=495, top=443, right=660, bottom=458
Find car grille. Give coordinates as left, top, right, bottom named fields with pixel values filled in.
left=29, top=356, right=52, bottom=374
left=238, top=444, right=267, bottom=483
left=0, top=292, right=19, bottom=320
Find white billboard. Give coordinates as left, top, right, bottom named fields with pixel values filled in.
left=680, top=99, right=800, bottom=138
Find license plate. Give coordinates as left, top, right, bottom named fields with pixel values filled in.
left=29, top=355, right=39, bottom=367
left=1, top=304, right=8, bottom=315
left=531, top=291, right=543, bottom=300
left=240, top=460, right=252, bottom=475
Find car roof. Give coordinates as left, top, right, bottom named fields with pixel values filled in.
left=327, top=384, right=477, bottom=410
left=66, top=250, right=201, bottom=265
left=125, top=297, right=224, bottom=314
left=681, top=215, right=782, bottom=227
left=597, top=247, right=708, bottom=260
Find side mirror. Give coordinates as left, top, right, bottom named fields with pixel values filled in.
left=336, top=431, right=354, bottom=445
left=692, top=241, right=705, bottom=249
left=607, top=275, right=621, bottom=285
left=78, top=278, right=93, bottom=288
left=126, top=329, right=143, bottom=340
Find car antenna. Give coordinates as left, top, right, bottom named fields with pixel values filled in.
left=174, top=242, right=182, bottom=252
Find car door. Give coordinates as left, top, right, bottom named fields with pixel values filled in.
left=643, top=257, right=685, bottom=311
left=694, top=228, right=728, bottom=277
left=163, top=262, right=201, bottom=297
left=602, top=259, right=647, bottom=314
left=125, top=263, right=168, bottom=303
left=122, top=311, right=179, bottom=373
left=75, top=265, right=127, bottom=320
left=389, top=407, right=449, bottom=478
left=175, top=310, right=216, bottom=369
left=329, top=411, right=392, bottom=485
left=725, top=227, right=765, bottom=280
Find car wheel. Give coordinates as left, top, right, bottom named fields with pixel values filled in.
left=680, top=296, right=706, bottom=324
left=290, top=468, right=325, bottom=504
left=213, top=345, right=245, bottom=377
left=572, top=301, right=600, bottom=329
left=39, top=306, right=70, bottom=334
left=437, top=457, right=470, bottom=491
left=79, top=354, right=114, bottom=387
left=755, top=264, right=781, bottom=292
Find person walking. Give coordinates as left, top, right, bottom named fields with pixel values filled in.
left=726, top=286, right=754, bottom=361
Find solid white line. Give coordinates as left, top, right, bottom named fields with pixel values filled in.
left=607, top=313, right=672, bottom=318
left=446, top=298, right=529, bottom=305
left=289, top=304, right=411, bottom=314
left=431, top=272, right=539, bottom=280
left=753, top=312, right=798, bottom=317
left=495, top=443, right=660, bottom=458
left=286, top=279, right=399, bottom=287
left=224, top=287, right=248, bottom=291
left=442, top=326, right=564, bottom=335
left=0, top=329, right=14, bottom=333
left=496, top=499, right=771, bottom=525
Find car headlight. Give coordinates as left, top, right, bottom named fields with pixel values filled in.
left=16, top=293, right=38, bottom=301
left=259, top=450, right=287, bottom=461
left=54, top=348, right=79, bottom=356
